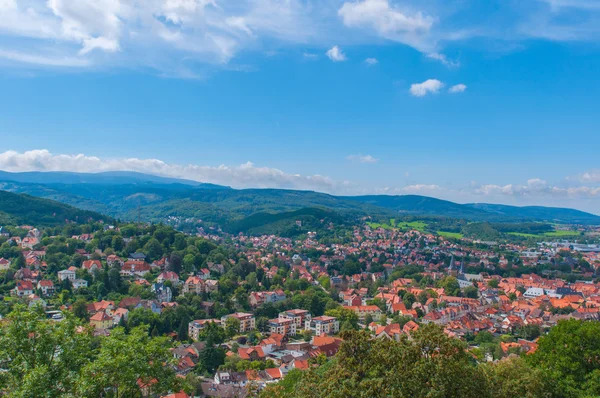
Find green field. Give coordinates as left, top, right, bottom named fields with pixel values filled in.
left=367, top=219, right=428, bottom=232
left=508, top=229, right=581, bottom=239
left=508, top=232, right=540, bottom=238
left=437, top=231, right=464, bottom=239
left=543, top=230, right=581, bottom=237
left=397, top=221, right=428, bottom=232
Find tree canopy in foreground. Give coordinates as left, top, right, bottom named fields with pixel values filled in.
left=0, top=305, right=185, bottom=397
left=262, top=320, right=600, bottom=398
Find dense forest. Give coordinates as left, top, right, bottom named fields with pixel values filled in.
left=0, top=190, right=111, bottom=227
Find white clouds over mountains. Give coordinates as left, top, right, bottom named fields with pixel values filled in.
left=2, top=150, right=600, bottom=212
left=0, top=150, right=339, bottom=192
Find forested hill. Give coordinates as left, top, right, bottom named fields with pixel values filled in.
left=1, top=170, right=599, bottom=226
left=0, top=190, right=111, bottom=227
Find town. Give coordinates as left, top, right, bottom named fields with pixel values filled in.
left=1, top=217, right=599, bottom=397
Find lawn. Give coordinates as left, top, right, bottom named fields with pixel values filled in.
left=508, top=229, right=581, bottom=239
left=437, top=231, right=464, bottom=239
left=397, top=221, right=428, bottom=232
left=544, top=230, right=580, bottom=237
left=367, top=219, right=428, bottom=232
left=508, top=232, right=540, bottom=238
left=367, top=222, right=393, bottom=230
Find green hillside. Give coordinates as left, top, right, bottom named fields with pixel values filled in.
left=0, top=190, right=111, bottom=227
left=226, top=207, right=348, bottom=237
left=1, top=171, right=599, bottom=228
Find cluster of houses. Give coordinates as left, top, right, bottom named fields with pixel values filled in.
left=3, top=220, right=600, bottom=396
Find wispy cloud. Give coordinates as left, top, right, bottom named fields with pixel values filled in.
left=449, top=83, right=467, bottom=93
left=0, top=0, right=598, bottom=74
left=409, top=79, right=444, bottom=97
left=338, top=0, right=434, bottom=51
left=364, top=57, right=378, bottom=65
left=326, top=45, right=347, bottom=62
left=426, top=52, right=459, bottom=68
left=346, top=154, right=379, bottom=163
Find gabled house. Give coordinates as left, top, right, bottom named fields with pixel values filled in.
left=37, top=280, right=55, bottom=296
left=58, top=269, right=76, bottom=281
left=90, top=311, right=113, bottom=330
left=82, top=260, right=101, bottom=273
left=13, top=280, right=34, bottom=297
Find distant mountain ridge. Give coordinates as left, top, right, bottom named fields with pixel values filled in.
left=0, top=170, right=228, bottom=189
left=0, top=170, right=598, bottom=226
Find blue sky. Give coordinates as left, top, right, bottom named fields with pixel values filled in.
left=1, top=0, right=600, bottom=212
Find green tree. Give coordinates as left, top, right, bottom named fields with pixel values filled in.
left=198, top=346, right=226, bottom=374
left=527, top=319, right=600, bottom=397
left=463, top=285, right=479, bottom=299
left=0, top=305, right=94, bottom=396
left=77, top=326, right=182, bottom=397
left=286, top=325, right=488, bottom=398
left=225, top=317, right=241, bottom=338
left=325, top=307, right=358, bottom=331
left=487, top=279, right=499, bottom=288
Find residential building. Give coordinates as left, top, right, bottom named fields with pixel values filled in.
left=305, top=316, right=339, bottom=336
left=13, top=280, right=34, bottom=297
left=268, top=317, right=297, bottom=336
left=343, top=305, right=383, bottom=322
left=189, top=319, right=222, bottom=341
left=182, top=276, right=205, bottom=294
left=279, top=309, right=312, bottom=329
left=90, top=311, right=113, bottom=330
left=82, top=260, right=101, bottom=273
left=0, top=258, right=11, bottom=271
left=37, top=280, right=55, bottom=296
left=72, top=279, right=88, bottom=289
left=58, top=269, right=76, bottom=281
left=157, top=271, right=180, bottom=285
left=152, top=283, right=173, bottom=302
left=221, top=313, right=256, bottom=333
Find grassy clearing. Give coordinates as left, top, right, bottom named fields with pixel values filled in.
left=397, top=221, right=428, bottom=232
left=367, top=219, right=428, bottom=232
left=508, top=232, right=540, bottom=238
left=437, top=231, right=464, bottom=239
left=367, top=222, right=393, bottom=230
left=508, top=229, right=581, bottom=239
left=544, top=230, right=580, bottom=237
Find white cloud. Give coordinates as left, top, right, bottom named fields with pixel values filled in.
left=409, top=79, right=444, bottom=97
left=0, top=0, right=598, bottom=74
left=338, top=0, right=434, bottom=50
left=346, top=154, right=378, bottom=163
left=473, top=178, right=600, bottom=199
left=576, top=170, right=600, bottom=183
left=0, top=0, right=318, bottom=71
left=402, top=184, right=442, bottom=194
left=0, top=49, right=91, bottom=67
left=364, top=57, right=378, bottom=65
left=326, top=45, right=346, bottom=61
left=426, top=52, right=459, bottom=68
left=449, top=83, right=467, bottom=93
